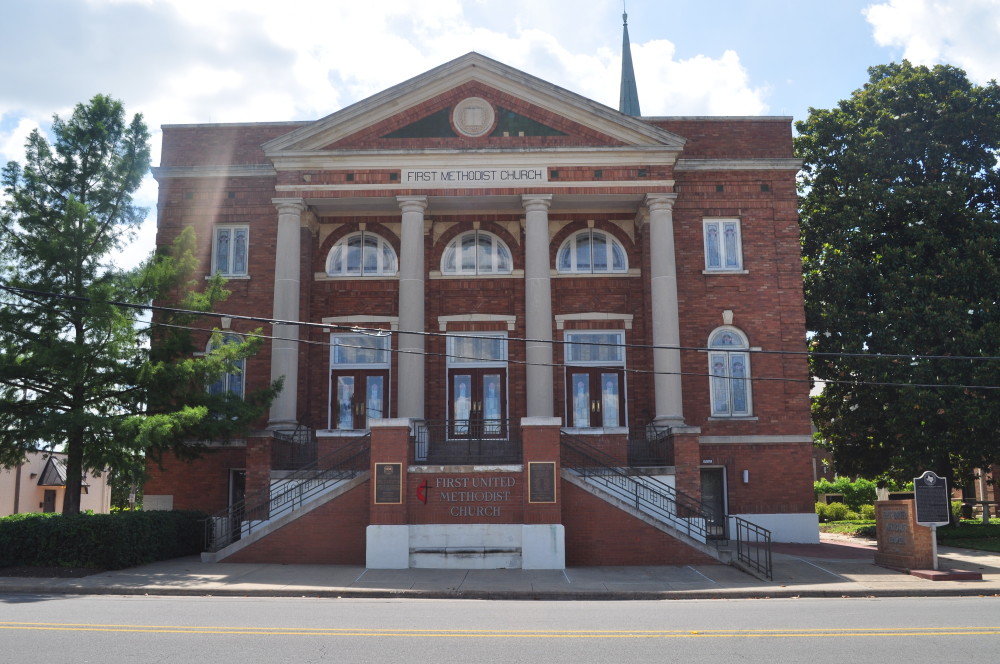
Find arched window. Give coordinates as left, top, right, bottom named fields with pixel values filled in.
left=556, top=230, right=627, bottom=273
left=441, top=230, right=512, bottom=275
left=326, top=232, right=398, bottom=277
left=207, top=334, right=245, bottom=398
left=708, top=327, right=751, bottom=417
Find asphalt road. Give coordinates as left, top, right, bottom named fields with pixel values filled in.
left=1, top=594, right=997, bottom=663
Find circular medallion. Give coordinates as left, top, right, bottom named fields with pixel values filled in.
left=452, top=97, right=496, bottom=137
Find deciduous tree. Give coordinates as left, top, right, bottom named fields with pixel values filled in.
left=796, top=62, right=1000, bottom=485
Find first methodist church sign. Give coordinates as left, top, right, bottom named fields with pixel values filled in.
left=402, top=167, right=547, bottom=186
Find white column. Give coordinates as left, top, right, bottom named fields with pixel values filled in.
left=645, top=193, right=685, bottom=427
left=396, top=196, right=428, bottom=420
left=522, top=194, right=554, bottom=418
left=268, top=199, right=306, bottom=427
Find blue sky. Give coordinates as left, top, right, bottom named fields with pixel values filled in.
left=2, top=0, right=999, bottom=266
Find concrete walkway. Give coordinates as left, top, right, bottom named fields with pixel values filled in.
left=2, top=536, right=999, bottom=600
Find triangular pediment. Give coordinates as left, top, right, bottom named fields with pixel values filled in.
left=263, top=52, right=686, bottom=156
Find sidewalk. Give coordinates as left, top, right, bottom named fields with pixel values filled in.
left=2, top=536, right=999, bottom=600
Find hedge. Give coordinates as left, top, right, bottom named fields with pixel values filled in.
left=0, top=510, right=205, bottom=570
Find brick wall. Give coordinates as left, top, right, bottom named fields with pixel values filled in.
left=223, top=481, right=369, bottom=564
left=144, top=447, right=246, bottom=513
left=562, top=481, right=718, bottom=566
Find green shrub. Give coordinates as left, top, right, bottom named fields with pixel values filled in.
left=951, top=500, right=963, bottom=523
left=0, top=511, right=205, bottom=569
left=814, top=478, right=878, bottom=512
left=823, top=502, right=852, bottom=522
left=859, top=504, right=876, bottom=520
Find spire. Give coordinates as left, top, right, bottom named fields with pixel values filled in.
left=619, top=11, right=641, bottom=116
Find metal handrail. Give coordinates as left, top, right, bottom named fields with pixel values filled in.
left=560, top=431, right=772, bottom=579
left=414, top=419, right=521, bottom=465
left=560, top=431, right=719, bottom=544
left=203, top=433, right=370, bottom=552
left=271, top=422, right=317, bottom=470
left=735, top=516, right=773, bottom=580
left=627, top=421, right=675, bottom=466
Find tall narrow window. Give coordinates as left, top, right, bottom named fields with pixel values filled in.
left=564, top=331, right=626, bottom=428
left=441, top=231, right=512, bottom=275
left=330, top=333, right=391, bottom=430
left=327, top=232, right=397, bottom=277
left=207, top=334, right=246, bottom=398
left=703, top=219, right=743, bottom=271
left=708, top=327, right=752, bottom=417
left=557, top=230, right=627, bottom=273
left=213, top=226, right=249, bottom=277
left=446, top=333, right=508, bottom=438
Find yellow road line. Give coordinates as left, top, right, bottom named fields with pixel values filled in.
left=0, top=623, right=998, bottom=638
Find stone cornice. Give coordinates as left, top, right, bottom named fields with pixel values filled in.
left=675, top=158, right=803, bottom=171
left=151, top=164, right=276, bottom=180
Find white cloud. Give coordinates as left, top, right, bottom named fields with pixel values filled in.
left=0, top=116, right=40, bottom=167
left=865, top=0, right=1000, bottom=83
left=3, top=0, right=773, bottom=269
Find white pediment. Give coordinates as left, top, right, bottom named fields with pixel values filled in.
left=262, top=52, right=686, bottom=156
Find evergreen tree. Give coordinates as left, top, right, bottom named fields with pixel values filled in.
left=0, top=95, right=278, bottom=514
left=796, top=62, right=1000, bottom=484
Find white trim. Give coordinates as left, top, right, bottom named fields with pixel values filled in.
left=438, top=314, right=517, bottom=331
left=676, top=158, right=803, bottom=171
left=555, top=312, right=633, bottom=330
left=322, top=315, right=399, bottom=331
left=699, top=435, right=813, bottom=444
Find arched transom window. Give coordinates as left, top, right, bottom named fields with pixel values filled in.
left=557, top=230, right=627, bottom=273
left=441, top=230, right=512, bottom=275
left=326, top=232, right=398, bottom=277
left=708, top=327, right=752, bottom=417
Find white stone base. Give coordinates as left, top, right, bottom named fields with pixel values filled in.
left=366, top=525, right=410, bottom=569
left=365, top=523, right=566, bottom=570
left=730, top=512, right=820, bottom=543
left=521, top=524, right=565, bottom=569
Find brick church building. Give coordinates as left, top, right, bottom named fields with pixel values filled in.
left=145, top=25, right=818, bottom=573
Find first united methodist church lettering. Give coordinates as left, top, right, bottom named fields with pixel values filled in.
left=403, top=168, right=547, bottom=184
left=143, top=47, right=818, bottom=570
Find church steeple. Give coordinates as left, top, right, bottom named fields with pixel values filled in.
left=619, top=11, right=641, bottom=116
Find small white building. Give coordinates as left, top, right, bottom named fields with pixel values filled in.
left=0, top=452, right=112, bottom=516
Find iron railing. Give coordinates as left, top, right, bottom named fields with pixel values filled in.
left=561, top=431, right=719, bottom=542
left=203, top=434, right=370, bottom=553
left=627, top=422, right=675, bottom=466
left=561, top=431, right=772, bottom=580
left=734, top=516, right=773, bottom=580
left=414, top=420, right=521, bottom=465
left=271, top=422, right=317, bottom=470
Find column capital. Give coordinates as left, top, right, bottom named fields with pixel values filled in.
left=396, top=195, right=428, bottom=214
left=273, top=198, right=307, bottom=215
left=522, top=194, right=553, bottom=211
left=644, top=193, right=678, bottom=213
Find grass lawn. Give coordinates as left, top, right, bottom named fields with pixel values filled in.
left=819, top=519, right=1000, bottom=552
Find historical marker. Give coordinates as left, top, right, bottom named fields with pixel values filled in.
left=914, top=471, right=950, bottom=526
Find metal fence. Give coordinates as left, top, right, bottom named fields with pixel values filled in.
left=413, top=420, right=521, bottom=465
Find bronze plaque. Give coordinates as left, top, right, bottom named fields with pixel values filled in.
left=528, top=462, right=556, bottom=503
left=374, top=463, right=402, bottom=504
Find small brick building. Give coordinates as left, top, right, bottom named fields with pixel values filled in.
left=145, top=52, right=818, bottom=569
